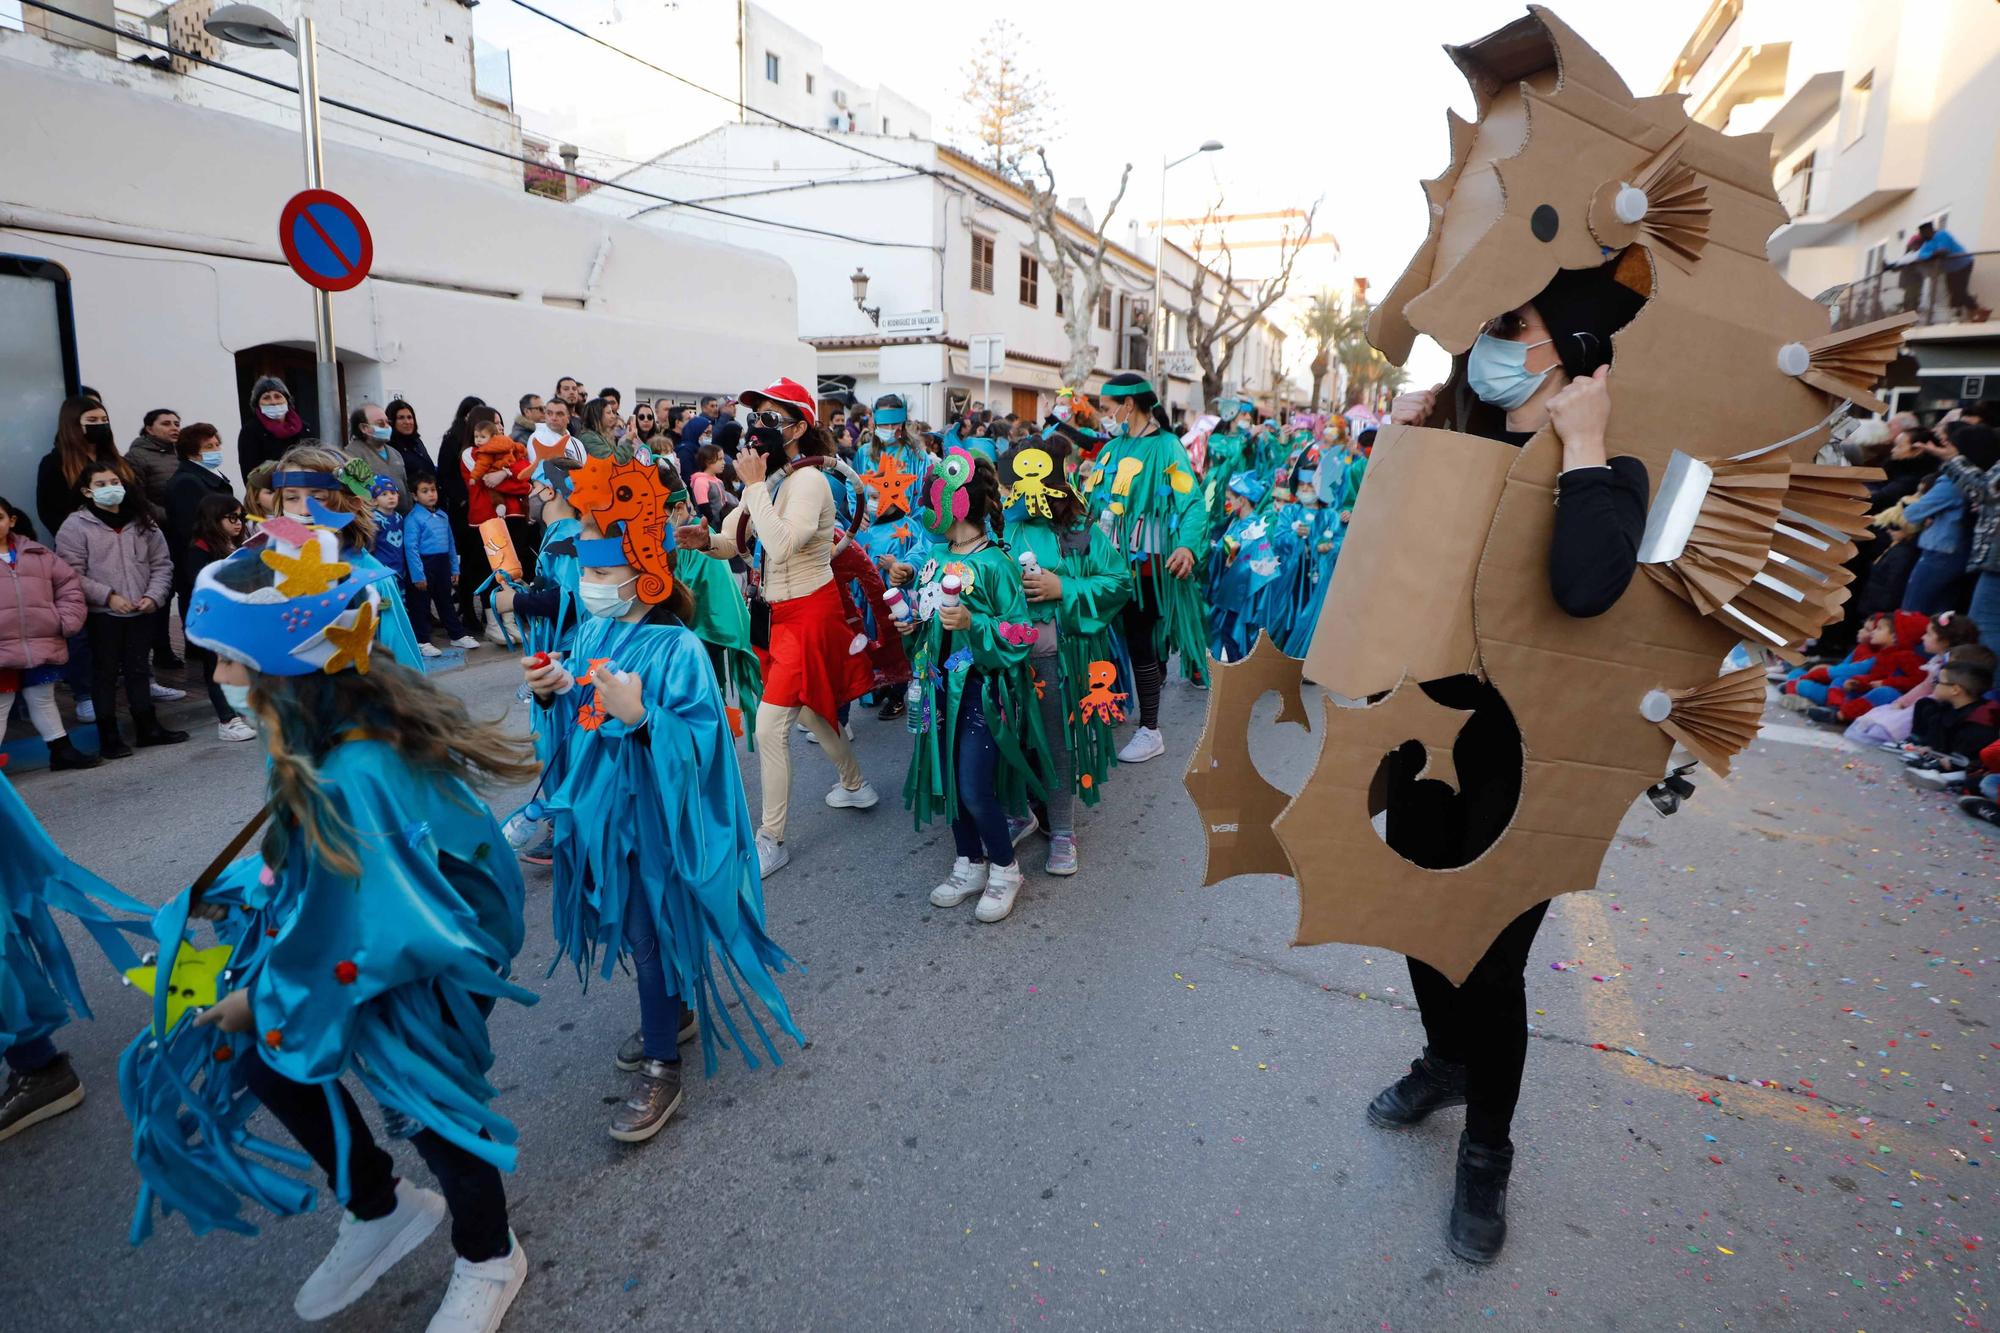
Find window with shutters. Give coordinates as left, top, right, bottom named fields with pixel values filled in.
left=1019, top=253, right=1039, bottom=307
left=970, top=233, right=994, bottom=293
left=1096, top=288, right=1112, bottom=329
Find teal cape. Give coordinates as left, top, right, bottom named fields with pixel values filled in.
left=675, top=546, right=763, bottom=741
left=1078, top=427, right=1211, bottom=683
left=120, top=741, right=535, bottom=1242
left=543, top=613, right=802, bottom=1074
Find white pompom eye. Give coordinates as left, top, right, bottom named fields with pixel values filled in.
left=1639, top=689, right=1673, bottom=723
left=1613, top=184, right=1650, bottom=225
left=1776, top=342, right=1812, bottom=377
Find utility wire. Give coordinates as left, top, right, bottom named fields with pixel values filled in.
left=18, top=1, right=937, bottom=252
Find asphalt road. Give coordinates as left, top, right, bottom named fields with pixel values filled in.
left=3, top=653, right=1993, bottom=1331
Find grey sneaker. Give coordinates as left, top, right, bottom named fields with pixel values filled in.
left=609, top=1059, right=684, bottom=1143
left=0, top=1053, right=84, bottom=1142
left=1045, top=834, right=1078, bottom=876
left=614, top=1012, right=700, bottom=1072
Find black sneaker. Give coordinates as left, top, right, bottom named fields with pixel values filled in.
left=613, top=1013, right=700, bottom=1072
left=1447, top=1131, right=1514, bottom=1264
left=1958, top=796, right=2000, bottom=827
left=877, top=694, right=906, bottom=721
left=1805, top=706, right=1841, bottom=726
left=0, top=1053, right=84, bottom=1143
left=1366, top=1047, right=1467, bottom=1129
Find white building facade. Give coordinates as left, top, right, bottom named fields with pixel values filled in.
left=0, top=3, right=808, bottom=513
left=1661, top=0, right=2000, bottom=412
left=584, top=124, right=1288, bottom=427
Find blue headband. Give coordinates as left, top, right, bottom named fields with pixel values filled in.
left=272, top=470, right=341, bottom=491
left=874, top=407, right=907, bottom=425
left=574, top=536, right=631, bottom=569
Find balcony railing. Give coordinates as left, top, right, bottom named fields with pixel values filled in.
left=1817, top=252, right=1998, bottom=331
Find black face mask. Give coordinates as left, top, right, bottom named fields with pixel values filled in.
left=83, top=422, right=114, bottom=448
left=747, top=424, right=788, bottom=461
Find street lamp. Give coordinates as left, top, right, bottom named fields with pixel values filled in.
left=850, top=266, right=881, bottom=326
left=1151, top=139, right=1223, bottom=400
left=207, top=4, right=342, bottom=446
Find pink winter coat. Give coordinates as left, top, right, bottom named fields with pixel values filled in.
left=0, top=536, right=87, bottom=669
left=55, top=507, right=173, bottom=613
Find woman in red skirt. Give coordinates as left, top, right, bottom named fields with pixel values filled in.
left=679, top=377, right=877, bottom=877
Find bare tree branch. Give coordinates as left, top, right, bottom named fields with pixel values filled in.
left=1025, top=148, right=1136, bottom=390
left=1184, top=199, right=1321, bottom=405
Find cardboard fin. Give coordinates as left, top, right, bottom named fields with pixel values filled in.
left=1655, top=663, right=1766, bottom=776
left=1184, top=635, right=1312, bottom=887
left=1788, top=314, right=1918, bottom=414
left=1590, top=129, right=1712, bottom=268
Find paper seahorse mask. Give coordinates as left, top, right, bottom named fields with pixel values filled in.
left=1185, top=4, right=1907, bottom=984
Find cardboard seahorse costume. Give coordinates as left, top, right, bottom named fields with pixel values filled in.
left=1186, top=6, right=1909, bottom=984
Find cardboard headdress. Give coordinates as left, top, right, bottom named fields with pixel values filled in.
left=1000, top=429, right=1081, bottom=519
left=872, top=393, right=908, bottom=426
left=1187, top=5, right=1904, bottom=984
left=568, top=453, right=680, bottom=603
left=1226, top=471, right=1269, bottom=505
left=185, top=515, right=393, bottom=676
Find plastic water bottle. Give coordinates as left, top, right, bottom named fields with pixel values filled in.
left=939, top=574, right=963, bottom=608
left=1018, top=549, right=1039, bottom=577
left=904, top=675, right=925, bottom=734
left=883, top=585, right=913, bottom=624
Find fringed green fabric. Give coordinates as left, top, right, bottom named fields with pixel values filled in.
left=1079, top=426, right=1213, bottom=685
left=674, top=548, right=763, bottom=750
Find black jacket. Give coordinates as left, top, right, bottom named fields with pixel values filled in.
left=237, top=418, right=305, bottom=476
left=164, top=460, right=234, bottom=563
left=35, top=449, right=80, bottom=536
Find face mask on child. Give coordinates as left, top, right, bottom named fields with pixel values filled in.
left=874, top=427, right=897, bottom=445
left=220, top=682, right=257, bottom=717
left=91, top=483, right=126, bottom=507
left=579, top=577, right=638, bottom=620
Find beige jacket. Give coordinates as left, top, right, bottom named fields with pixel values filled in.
left=707, top=462, right=835, bottom=601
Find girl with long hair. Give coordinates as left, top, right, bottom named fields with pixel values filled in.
left=899, top=449, right=1045, bottom=922
left=178, top=493, right=253, bottom=740
left=37, top=395, right=131, bottom=535
left=125, top=533, right=540, bottom=1328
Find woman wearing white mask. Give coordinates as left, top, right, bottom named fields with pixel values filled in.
left=162, top=422, right=235, bottom=566
left=235, top=375, right=308, bottom=477
left=344, top=402, right=410, bottom=514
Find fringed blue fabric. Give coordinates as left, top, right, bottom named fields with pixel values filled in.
left=543, top=614, right=804, bottom=1076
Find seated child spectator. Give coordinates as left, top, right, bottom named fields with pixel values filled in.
left=1780, top=611, right=1896, bottom=709
left=1957, top=737, right=2000, bottom=828
left=1906, top=659, right=2000, bottom=784
left=1845, top=638, right=1993, bottom=747
left=1811, top=610, right=1972, bottom=726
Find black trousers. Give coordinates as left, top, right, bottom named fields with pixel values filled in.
left=85, top=612, right=154, bottom=736
left=244, top=1055, right=511, bottom=1262
left=189, top=644, right=235, bottom=723
left=1407, top=901, right=1549, bottom=1147
left=1119, top=593, right=1165, bottom=730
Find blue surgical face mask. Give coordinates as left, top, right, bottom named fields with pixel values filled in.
left=91, top=483, right=126, bottom=508
left=874, top=427, right=897, bottom=445
left=220, top=682, right=255, bottom=716
left=371, top=425, right=393, bottom=441
left=1467, top=332, right=1555, bottom=411
left=200, top=450, right=224, bottom=471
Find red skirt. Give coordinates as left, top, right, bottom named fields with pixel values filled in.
left=759, top=579, right=873, bottom=718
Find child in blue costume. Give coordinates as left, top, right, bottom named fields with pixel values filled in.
left=1000, top=421, right=1134, bottom=878
left=900, top=449, right=1045, bottom=923
left=1, top=765, right=150, bottom=1142
left=125, top=521, right=544, bottom=1330
left=1279, top=465, right=1348, bottom=659
left=852, top=393, right=933, bottom=526
left=1208, top=472, right=1287, bottom=662
left=1201, top=399, right=1256, bottom=539
left=524, top=455, right=802, bottom=1146
left=266, top=445, right=430, bottom=672
left=1080, top=373, right=1211, bottom=767
left=854, top=410, right=940, bottom=722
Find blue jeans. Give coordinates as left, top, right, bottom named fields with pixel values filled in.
left=1971, top=571, right=2000, bottom=651
left=950, top=681, right=1014, bottom=867
left=624, top=906, right=685, bottom=1064
left=1901, top=547, right=1968, bottom=616
left=3, top=1035, right=60, bottom=1074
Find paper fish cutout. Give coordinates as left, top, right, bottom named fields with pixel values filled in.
left=127, top=943, right=234, bottom=1033
left=1164, top=462, right=1195, bottom=494
left=1110, top=457, right=1145, bottom=497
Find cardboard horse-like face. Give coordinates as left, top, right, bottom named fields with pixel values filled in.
left=1186, top=6, right=1901, bottom=983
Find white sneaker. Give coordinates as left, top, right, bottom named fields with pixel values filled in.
left=802, top=723, right=855, bottom=746
left=757, top=831, right=790, bottom=878
left=149, top=681, right=185, bottom=702
left=75, top=698, right=96, bottom=723
left=294, top=1179, right=446, bottom=1320
left=426, top=1233, right=526, bottom=1333
left=1118, top=726, right=1166, bottom=764
left=484, top=619, right=510, bottom=647
left=929, top=856, right=988, bottom=908
left=419, top=642, right=443, bottom=659
left=825, top=780, right=879, bottom=810
left=217, top=717, right=258, bottom=742
left=1007, top=811, right=1039, bottom=846
left=975, top=861, right=1025, bottom=923
left=450, top=635, right=480, bottom=650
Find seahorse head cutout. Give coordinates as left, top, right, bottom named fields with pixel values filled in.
left=1186, top=5, right=1903, bottom=983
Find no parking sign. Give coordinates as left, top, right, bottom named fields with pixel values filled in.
left=277, top=189, right=373, bottom=292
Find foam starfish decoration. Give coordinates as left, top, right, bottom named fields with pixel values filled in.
left=321, top=600, right=377, bottom=675
left=861, top=452, right=920, bottom=515
left=261, top=541, right=351, bottom=598
left=126, top=943, right=234, bottom=1034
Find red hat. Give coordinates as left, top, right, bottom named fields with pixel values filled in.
left=739, top=376, right=816, bottom=426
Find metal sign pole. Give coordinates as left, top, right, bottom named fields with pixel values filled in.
left=296, top=18, right=340, bottom=444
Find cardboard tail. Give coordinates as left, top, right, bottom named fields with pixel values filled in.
left=1650, top=663, right=1767, bottom=776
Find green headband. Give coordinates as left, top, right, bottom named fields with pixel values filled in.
left=1100, top=379, right=1154, bottom=399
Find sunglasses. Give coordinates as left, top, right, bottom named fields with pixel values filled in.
left=749, top=409, right=798, bottom=428
left=635, top=413, right=655, bottom=422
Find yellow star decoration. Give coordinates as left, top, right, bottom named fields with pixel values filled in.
left=321, top=600, right=378, bottom=675
left=261, top=542, right=352, bottom=597
left=126, top=943, right=234, bottom=1033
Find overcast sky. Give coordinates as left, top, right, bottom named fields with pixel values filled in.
left=480, top=0, right=1717, bottom=381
